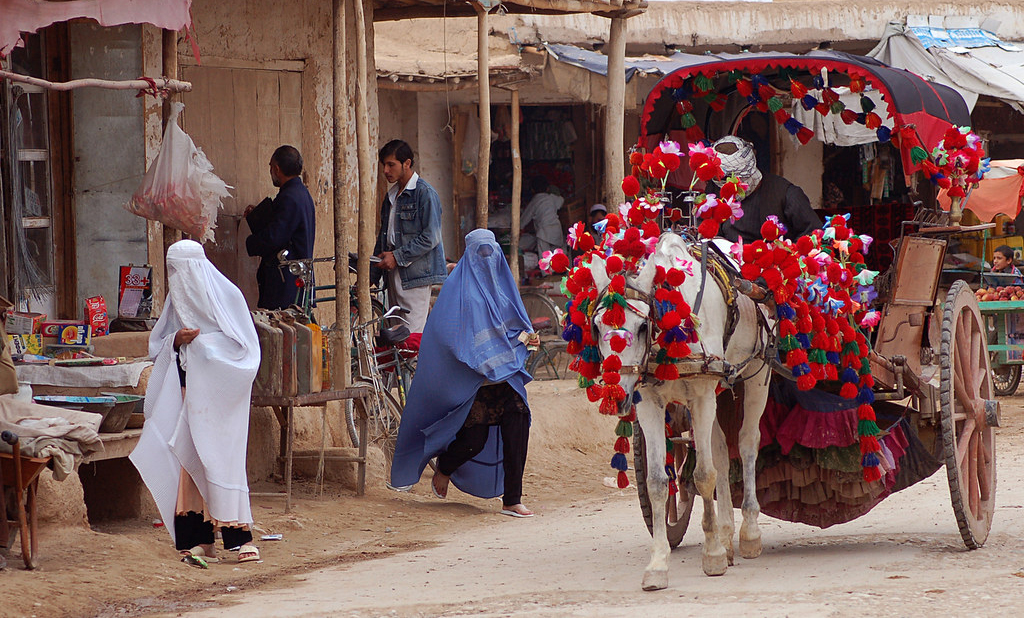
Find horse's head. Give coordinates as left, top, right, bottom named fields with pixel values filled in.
left=586, top=255, right=657, bottom=415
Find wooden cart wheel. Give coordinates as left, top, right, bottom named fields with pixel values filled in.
left=633, top=422, right=693, bottom=548
left=940, top=280, right=998, bottom=549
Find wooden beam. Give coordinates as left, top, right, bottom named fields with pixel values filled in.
left=510, top=89, right=522, bottom=284
left=603, top=15, right=626, bottom=206
left=354, top=0, right=375, bottom=323
left=372, top=0, right=645, bottom=21
left=475, top=2, right=491, bottom=230
left=332, top=0, right=352, bottom=390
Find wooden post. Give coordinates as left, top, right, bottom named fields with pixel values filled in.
left=353, top=0, right=374, bottom=323
left=604, top=15, right=627, bottom=207
left=510, top=89, right=522, bottom=284
left=161, top=29, right=183, bottom=256
left=332, top=0, right=352, bottom=389
left=475, top=2, right=491, bottom=230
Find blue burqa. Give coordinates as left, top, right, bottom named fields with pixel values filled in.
left=389, top=229, right=533, bottom=498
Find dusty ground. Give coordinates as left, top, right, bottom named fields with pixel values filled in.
left=4, top=383, right=1024, bottom=617
left=0, top=379, right=618, bottom=618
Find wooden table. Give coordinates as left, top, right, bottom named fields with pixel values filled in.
left=82, top=428, right=143, bottom=463
left=251, top=386, right=373, bottom=511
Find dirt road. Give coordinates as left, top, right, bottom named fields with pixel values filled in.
left=158, top=396, right=1024, bottom=618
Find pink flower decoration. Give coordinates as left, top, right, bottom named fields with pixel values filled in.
left=567, top=221, right=586, bottom=249
left=724, top=197, right=744, bottom=222
left=693, top=194, right=719, bottom=218
left=659, top=140, right=682, bottom=156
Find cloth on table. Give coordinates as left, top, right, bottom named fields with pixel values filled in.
left=15, top=361, right=152, bottom=388
left=0, top=395, right=102, bottom=480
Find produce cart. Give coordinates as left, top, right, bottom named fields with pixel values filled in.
left=977, top=292, right=1024, bottom=396
left=616, top=51, right=997, bottom=554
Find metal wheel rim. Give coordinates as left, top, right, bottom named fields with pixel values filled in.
left=991, top=362, right=1020, bottom=397
left=940, top=279, right=997, bottom=549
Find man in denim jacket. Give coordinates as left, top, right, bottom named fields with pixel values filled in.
left=375, top=140, right=447, bottom=334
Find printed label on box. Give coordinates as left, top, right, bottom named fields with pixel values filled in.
left=39, top=322, right=91, bottom=347
left=119, top=265, right=153, bottom=319
left=6, top=334, right=42, bottom=356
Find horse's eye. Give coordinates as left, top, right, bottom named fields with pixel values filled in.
left=638, top=322, right=648, bottom=334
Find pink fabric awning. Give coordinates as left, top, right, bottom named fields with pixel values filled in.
left=1, top=0, right=192, bottom=57
left=938, top=160, right=1024, bottom=222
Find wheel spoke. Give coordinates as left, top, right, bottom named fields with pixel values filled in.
left=956, top=416, right=976, bottom=469
left=968, top=433, right=980, bottom=516
left=970, top=318, right=983, bottom=395
left=978, top=434, right=991, bottom=502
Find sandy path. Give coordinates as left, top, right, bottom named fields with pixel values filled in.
left=165, top=404, right=1024, bottom=618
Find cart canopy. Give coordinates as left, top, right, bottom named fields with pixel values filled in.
left=640, top=50, right=971, bottom=172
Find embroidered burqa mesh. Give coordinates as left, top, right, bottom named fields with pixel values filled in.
left=130, top=240, right=261, bottom=543
left=389, top=229, right=533, bottom=498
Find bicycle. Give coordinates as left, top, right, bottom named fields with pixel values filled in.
left=346, top=305, right=409, bottom=467
left=519, top=285, right=571, bottom=380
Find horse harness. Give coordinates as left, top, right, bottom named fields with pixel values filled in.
left=592, top=243, right=772, bottom=387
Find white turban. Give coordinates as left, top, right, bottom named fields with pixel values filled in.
left=712, top=136, right=762, bottom=193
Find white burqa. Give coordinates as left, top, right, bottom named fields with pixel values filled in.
left=130, top=240, right=260, bottom=543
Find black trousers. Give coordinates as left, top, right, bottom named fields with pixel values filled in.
left=174, top=511, right=253, bottom=551
left=437, top=408, right=529, bottom=507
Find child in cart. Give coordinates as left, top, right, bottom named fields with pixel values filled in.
left=987, top=245, right=1024, bottom=286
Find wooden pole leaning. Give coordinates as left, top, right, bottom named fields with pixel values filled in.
left=474, top=2, right=491, bottom=230
left=510, top=89, right=522, bottom=283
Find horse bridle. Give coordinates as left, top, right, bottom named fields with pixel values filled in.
left=591, top=283, right=656, bottom=377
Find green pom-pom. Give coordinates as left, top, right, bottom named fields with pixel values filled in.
left=767, top=97, right=784, bottom=113
left=694, top=74, right=714, bottom=92
left=860, top=96, right=876, bottom=113
left=843, top=341, right=860, bottom=356
left=858, top=419, right=881, bottom=436
left=830, top=101, right=845, bottom=114
left=727, top=69, right=743, bottom=84
left=680, top=112, right=696, bottom=128
left=615, top=419, right=633, bottom=438
left=860, top=357, right=872, bottom=374
left=910, top=146, right=928, bottom=164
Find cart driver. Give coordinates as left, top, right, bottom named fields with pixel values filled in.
left=711, top=136, right=822, bottom=243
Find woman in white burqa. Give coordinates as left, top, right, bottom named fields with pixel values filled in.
left=130, top=240, right=262, bottom=564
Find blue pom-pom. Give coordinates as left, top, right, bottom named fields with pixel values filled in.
left=796, top=333, right=811, bottom=349
left=861, top=452, right=880, bottom=468
left=826, top=351, right=840, bottom=365
left=858, top=387, right=875, bottom=405
left=611, top=452, right=629, bottom=471
left=582, top=345, right=602, bottom=363
left=747, top=94, right=761, bottom=106
left=856, top=112, right=866, bottom=125
left=792, top=363, right=811, bottom=377
left=842, top=367, right=859, bottom=383
left=801, top=94, right=818, bottom=111
left=776, top=304, right=796, bottom=320
left=812, top=75, right=825, bottom=89
left=783, top=117, right=802, bottom=135
left=562, top=323, right=582, bottom=343
left=633, top=390, right=643, bottom=404
left=876, top=126, right=892, bottom=143
left=665, top=465, right=677, bottom=479
left=672, top=87, right=687, bottom=101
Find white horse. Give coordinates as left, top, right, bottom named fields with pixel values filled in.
left=589, top=233, right=772, bottom=588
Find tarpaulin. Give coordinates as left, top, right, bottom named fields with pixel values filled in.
left=0, top=0, right=192, bottom=57
left=868, top=21, right=1024, bottom=113
left=938, top=159, right=1024, bottom=221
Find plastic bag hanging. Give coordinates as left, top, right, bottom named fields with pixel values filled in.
left=125, top=102, right=231, bottom=243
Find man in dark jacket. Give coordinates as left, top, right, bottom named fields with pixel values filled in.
left=244, top=145, right=316, bottom=310
left=713, top=136, right=821, bottom=243
left=375, top=139, right=446, bottom=335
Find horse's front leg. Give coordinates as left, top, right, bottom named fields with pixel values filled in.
left=710, top=415, right=735, bottom=565
left=690, top=381, right=728, bottom=576
left=637, top=390, right=671, bottom=591
left=737, top=376, right=770, bottom=559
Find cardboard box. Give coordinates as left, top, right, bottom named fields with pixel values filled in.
left=5, top=311, right=46, bottom=335
left=118, top=265, right=153, bottom=319
left=39, top=321, right=92, bottom=347
left=6, top=334, right=43, bottom=356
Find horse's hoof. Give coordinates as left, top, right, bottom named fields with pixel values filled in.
left=726, top=543, right=735, bottom=566
left=642, top=569, right=669, bottom=591
left=702, top=551, right=728, bottom=576
left=739, top=536, right=762, bottom=559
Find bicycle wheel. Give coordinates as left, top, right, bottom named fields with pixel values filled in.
left=520, top=288, right=564, bottom=331
left=370, top=388, right=403, bottom=469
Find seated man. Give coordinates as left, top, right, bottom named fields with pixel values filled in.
left=712, top=136, right=822, bottom=243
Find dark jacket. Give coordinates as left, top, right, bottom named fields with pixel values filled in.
left=374, top=175, right=447, bottom=289
left=719, top=173, right=822, bottom=244
left=245, top=177, right=316, bottom=309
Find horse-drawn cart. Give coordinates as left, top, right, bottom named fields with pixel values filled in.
left=561, top=51, right=999, bottom=586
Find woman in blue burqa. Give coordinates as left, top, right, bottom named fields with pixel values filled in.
left=390, top=229, right=538, bottom=517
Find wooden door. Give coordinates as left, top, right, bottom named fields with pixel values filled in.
left=180, top=64, right=302, bottom=308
